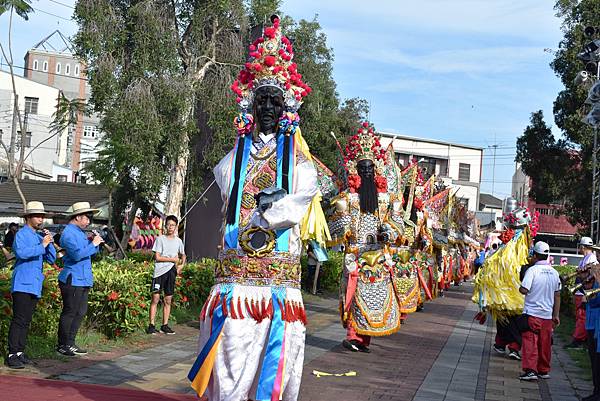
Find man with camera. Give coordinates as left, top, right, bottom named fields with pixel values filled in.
left=56, top=202, right=104, bottom=357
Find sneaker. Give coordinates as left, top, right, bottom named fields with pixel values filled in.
left=160, top=324, right=175, bottom=335
left=146, top=324, right=159, bottom=335
left=538, top=373, right=550, bottom=379
left=70, top=345, right=88, bottom=355
left=342, top=339, right=359, bottom=352
left=18, top=353, right=33, bottom=365
left=519, top=371, right=538, bottom=381
left=564, top=341, right=584, bottom=349
left=492, top=344, right=505, bottom=355
left=56, top=345, right=76, bottom=357
left=5, top=354, right=24, bottom=369
left=507, top=350, right=521, bottom=360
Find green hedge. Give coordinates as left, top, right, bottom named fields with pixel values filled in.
left=0, top=259, right=215, bottom=353
left=300, top=251, right=343, bottom=292
left=0, top=251, right=344, bottom=354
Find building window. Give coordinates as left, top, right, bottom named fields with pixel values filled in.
left=32, top=60, right=38, bottom=70
left=74, top=64, right=79, bottom=76
left=42, top=61, right=48, bottom=72
left=65, top=64, right=70, bottom=75
left=56, top=62, right=61, bottom=74
left=24, top=97, right=39, bottom=115
left=83, top=125, right=99, bottom=138
left=18, top=131, right=32, bottom=147
left=458, top=163, right=471, bottom=181
left=57, top=175, right=68, bottom=182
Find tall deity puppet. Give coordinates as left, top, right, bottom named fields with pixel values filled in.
left=328, top=123, right=420, bottom=352
left=188, top=15, right=327, bottom=401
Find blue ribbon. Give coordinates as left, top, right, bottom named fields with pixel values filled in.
left=255, top=288, right=286, bottom=401
left=275, top=134, right=293, bottom=252
left=187, top=286, right=232, bottom=382
left=224, top=138, right=252, bottom=249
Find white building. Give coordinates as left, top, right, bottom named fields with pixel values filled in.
left=23, top=31, right=102, bottom=180
left=379, top=132, right=483, bottom=211
left=0, top=70, right=69, bottom=180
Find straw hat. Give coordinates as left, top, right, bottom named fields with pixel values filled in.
left=19, top=201, right=48, bottom=216
left=66, top=201, right=100, bottom=218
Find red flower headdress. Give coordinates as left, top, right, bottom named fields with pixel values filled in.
left=231, top=15, right=311, bottom=114
left=344, top=122, right=388, bottom=193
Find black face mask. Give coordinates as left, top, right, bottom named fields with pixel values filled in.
left=253, top=86, right=284, bottom=136
left=357, top=159, right=377, bottom=214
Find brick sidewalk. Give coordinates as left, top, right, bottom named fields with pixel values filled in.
left=298, top=286, right=471, bottom=401
left=3, top=284, right=593, bottom=401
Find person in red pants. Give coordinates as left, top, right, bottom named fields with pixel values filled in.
left=518, top=241, right=561, bottom=381
left=567, top=237, right=597, bottom=348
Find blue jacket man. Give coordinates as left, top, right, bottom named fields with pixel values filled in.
left=6, top=201, right=56, bottom=369
left=56, top=202, right=104, bottom=357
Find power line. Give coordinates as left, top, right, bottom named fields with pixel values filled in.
left=31, top=6, right=72, bottom=21
left=48, top=0, right=75, bottom=9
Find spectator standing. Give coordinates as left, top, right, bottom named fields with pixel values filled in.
left=518, top=241, right=561, bottom=381
left=146, top=215, right=185, bottom=335
left=3, top=222, right=18, bottom=248
left=566, top=236, right=597, bottom=349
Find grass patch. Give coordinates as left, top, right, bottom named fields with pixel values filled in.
left=554, top=311, right=592, bottom=381
left=23, top=302, right=201, bottom=360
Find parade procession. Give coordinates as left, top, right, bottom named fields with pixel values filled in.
left=2, top=1, right=600, bottom=401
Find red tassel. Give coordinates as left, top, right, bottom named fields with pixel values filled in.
left=209, top=294, right=221, bottom=318
left=230, top=297, right=238, bottom=319
left=222, top=296, right=228, bottom=318
left=245, top=298, right=252, bottom=319
left=301, top=305, right=307, bottom=325
left=200, top=298, right=209, bottom=321
left=258, top=299, right=265, bottom=320
left=238, top=297, right=244, bottom=319
left=266, top=299, right=273, bottom=320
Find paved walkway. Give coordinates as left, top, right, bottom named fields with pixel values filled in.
left=1, top=283, right=593, bottom=400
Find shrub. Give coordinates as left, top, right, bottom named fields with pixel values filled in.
left=0, top=258, right=216, bottom=353
left=300, top=250, right=343, bottom=292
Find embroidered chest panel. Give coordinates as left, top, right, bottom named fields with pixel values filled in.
left=239, top=146, right=278, bottom=229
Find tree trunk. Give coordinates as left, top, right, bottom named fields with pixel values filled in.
left=164, top=98, right=194, bottom=217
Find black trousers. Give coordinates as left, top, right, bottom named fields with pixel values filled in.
left=58, top=276, right=90, bottom=347
left=588, top=330, right=600, bottom=395
left=496, top=315, right=522, bottom=348
left=7, top=292, right=39, bottom=354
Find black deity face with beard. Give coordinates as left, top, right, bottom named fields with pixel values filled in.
left=357, top=159, right=378, bottom=214
left=253, top=86, right=285, bottom=140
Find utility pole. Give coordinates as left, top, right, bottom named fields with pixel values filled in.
left=488, top=141, right=498, bottom=196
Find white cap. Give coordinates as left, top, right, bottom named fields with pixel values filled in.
left=579, top=237, right=594, bottom=247
left=533, top=241, right=550, bottom=255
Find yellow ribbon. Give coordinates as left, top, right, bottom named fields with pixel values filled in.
left=312, top=370, right=357, bottom=378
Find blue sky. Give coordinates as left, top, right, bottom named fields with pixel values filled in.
left=1, top=0, right=565, bottom=199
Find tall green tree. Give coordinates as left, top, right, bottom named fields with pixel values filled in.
left=516, top=0, right=600, bottom=227
left=74, top=0, right=247, bottom=226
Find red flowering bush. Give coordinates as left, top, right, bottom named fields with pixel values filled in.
left=0, top=259, right=216, bottom=350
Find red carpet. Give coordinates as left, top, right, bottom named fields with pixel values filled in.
left=0, top=375, right=201, bottom=400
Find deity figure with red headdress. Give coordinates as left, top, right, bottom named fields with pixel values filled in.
left=188, top=15, right=327, bottom=401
